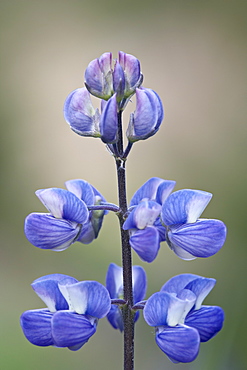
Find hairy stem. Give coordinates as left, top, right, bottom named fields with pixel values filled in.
left=115, top=110, right=134, bottom=370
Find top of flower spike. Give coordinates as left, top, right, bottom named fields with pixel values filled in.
left=84, top=51, right=143, bottom=108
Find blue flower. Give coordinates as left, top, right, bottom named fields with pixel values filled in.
left=143, top=274, right=224, bottom=363
left=161, top=189, right=227, bottom=260
left=123, top=178, right=176, bottom=262
left=124, top=180, right=227, bottom=262
left=126, top=88, right=164, bottom=142
left=105, top=263, right=147, bottom=331
left=25, top=179, right=107, bottom=250
left=20, top=274, right=111, bottom=351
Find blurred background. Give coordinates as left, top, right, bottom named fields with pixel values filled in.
left=1, top=0, right=246, bottom=369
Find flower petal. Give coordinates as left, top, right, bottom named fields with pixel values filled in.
left=36, top=188, right=89, bottom=224
left=167, top=242, right=197, bottom=261
left=99, top=94, right=118, bottom=143
left=63, top=88, right=100, bottom=137
left=66, top=179, right=107, bottom=241
left=156, top=324, right=200, bottom=363
left=184, top=277, right=216, bottom=310
left=91, top=184, right=107, bottom=204
left=106, top=263, right=146, bottom=303
left=168, top=219, right=227, bottom=258
left=123, top=200, right=161, bottom=230
left=143, top=292, right=186, bottom=327
left=107, top=305, right=124, bottom=332
left=24, top=213, right=81, bottom=250
left=129, top=177, right=164, bottom=207
left=154, top=218, right=167, bottom=241
left=106, top=263, right=123, bottom=299
left=85, top=58, right=104, bottom=95
left=65, top=179, right=95, bottom=206
left=84, top=53, right=113, bottom=99
left=77, top=221, right=96, bottom=244
left=59, top=281, right=111, bottom=318
left=176, top=289, right=197, bottom=318
left=155, top=180, right=176, bottom=205
left=132, top=266, right=147, bottom=304
left=118, top=51, right=141, bottom=90
left=151, top=89, right=164, bottom=130
left=127, top=88, right=159, bottom=141
left=185, top=306, right=224, bottom=342
left=31, top=274, right=78, bottom=312
left=161, top=274, right=200, bottom=295
left=52, top=311, right=97, bottom=348
left=113, top=60, right=125, bottom=99
left=20, top=309, right=53, bottom=346
left=161, top=189, right=212, bottom=225
left=130, top=226, right=160, bottom=263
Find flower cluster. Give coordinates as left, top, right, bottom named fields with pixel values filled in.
left=21, top=51, right=227, bottom=366
left=64, top=51, right=163, bottom=147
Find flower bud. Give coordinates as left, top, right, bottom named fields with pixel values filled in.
left=118, top=51, right=143, bottom=98
left=84, top=52, right=113, bottom=100
left=64, top=88, right=100, bottom=138
left=100, top=94, right=118, bottom=143
left=113, top=60, right=125, bottom=102
left=126, top=88, right=164, bottom=142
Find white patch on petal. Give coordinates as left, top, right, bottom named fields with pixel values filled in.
left=65, top=182, right=83, bottom=199
left=167, top=298, right=187, bottom=326
left=186, top=192, right=212, bottom=224
left=59, top=283, right=88, bottom=314
left=40, top=295, right=56, bottom=313
left=113, top=266, right=123, bottom=298
left=58, top=284, right=73, bottom=310
left=36, top=189, right=64, bottom=218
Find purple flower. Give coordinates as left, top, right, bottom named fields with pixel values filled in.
left=25, top=179, right=107, bottom=250
left=161, top=189, right=227, bottom=260
left=123, top=178, right=176, bottom=262
left=20, top=274, right=111, bottom=351
left=126, top=88, right=164, bottom=142
left=64, top=88, right=118, bottom=144
left=64, top=87, right=101, bottom=138
left=143, top=274, right=224, bottom=363
left=105, top=263, right=147, bottom=331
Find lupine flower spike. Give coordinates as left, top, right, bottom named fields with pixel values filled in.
left=21, top=52, right=227, bottom=368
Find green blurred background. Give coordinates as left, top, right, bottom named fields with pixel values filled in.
left=1, top=0, right=246, bottom=369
